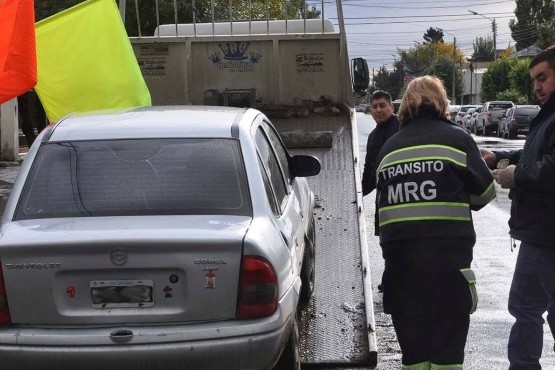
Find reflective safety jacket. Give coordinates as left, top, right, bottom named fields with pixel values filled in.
left=375, top=114, right=496, bottom=246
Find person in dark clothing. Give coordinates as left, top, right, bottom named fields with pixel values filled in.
left=17, top=90, right=47, bottom=148
left=362, top=90, right=400, bottom=198
left=481, top=45, right=555, bottom=370
left=376, top=76, right=495, bottom=370
left=17, top=91, right=35, bottom=147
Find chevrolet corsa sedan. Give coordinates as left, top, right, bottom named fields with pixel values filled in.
left=0, top=106, right=320, bottom=370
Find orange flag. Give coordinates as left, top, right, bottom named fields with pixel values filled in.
left=0, top=0, right=37, bottom=104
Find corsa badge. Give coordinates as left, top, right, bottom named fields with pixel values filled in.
left=205, top=269, right=216, bottom=289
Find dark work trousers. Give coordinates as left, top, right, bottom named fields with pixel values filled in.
left=382, top=242, right=475, bottom=368
left=508, top=242, right=555, bottom=370
left=18, top=92, right=36, bottom=147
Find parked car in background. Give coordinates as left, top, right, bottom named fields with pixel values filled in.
left=474, top=101, right=515, bottom=135
left=498, top=105, right=540, bottom=139
left=455, top=105, right=479, bottom=126
left=462, top=108, right=476, bottom=131
left=355, top=104, right=368, bottom=112
left=392, top=99, right=402, bottom=114
left=0, top=106, right=321, bottom=370
left=449, top=105, right=461, bottom=121
left=469, top=105, right=483, bottom=133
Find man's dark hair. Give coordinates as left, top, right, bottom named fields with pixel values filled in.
left=371, top=90, right=392, bottom=103
left=530, top=45, right=555, bottom=71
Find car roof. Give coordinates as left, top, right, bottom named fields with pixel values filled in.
left=47, top=106, right=253, bottom=142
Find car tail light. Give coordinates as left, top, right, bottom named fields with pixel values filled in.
left=487, top=112, right=493, bottom=122
left=0, top=265, right=12, bottom=325
left=237, top=256, right=278, bottom=319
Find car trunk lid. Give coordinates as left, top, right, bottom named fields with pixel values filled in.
left=0, top=215, right=250, bottom=325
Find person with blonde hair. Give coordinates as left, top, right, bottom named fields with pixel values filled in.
left=375, top=76, right=496, bottom=370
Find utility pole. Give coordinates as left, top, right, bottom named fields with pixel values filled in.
left=452, top=37, right=456, bottom=104
left=493, top=18, right=497, bottom=60
left=439, top=28, right=457, bottom=104
left=469, top=10, right=497, bottom=60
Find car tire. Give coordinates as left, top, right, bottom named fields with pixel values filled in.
left=273, top=315, right=301, bottom=370
left=508, top=129, right=517, bottom=140
left=299, top=219, right=315, bottom=309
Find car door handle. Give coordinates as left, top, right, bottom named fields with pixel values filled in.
left=110, top=329, right=134, bottom=343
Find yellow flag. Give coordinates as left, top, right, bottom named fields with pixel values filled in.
left=35, top=0, right=151, bottom=122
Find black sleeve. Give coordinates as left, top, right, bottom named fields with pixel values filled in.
left=514, top=125, right=555, bottom=193
left=362, top=131, right=377, bottom=196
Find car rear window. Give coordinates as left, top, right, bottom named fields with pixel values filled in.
left=514, top=107, right=540, bottom=116
left=490, top=103, right=513, bottom=110
left=15, top=139, right=252, bottom=220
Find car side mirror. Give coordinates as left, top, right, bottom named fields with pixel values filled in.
left=290, top=155, right=321, bottom=178
left=351, top=57, right=369, bottom=93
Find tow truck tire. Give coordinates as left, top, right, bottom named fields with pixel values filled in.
left=273, top=315, right=301, bottom=370
left=299, top=219, right=316, bottom=308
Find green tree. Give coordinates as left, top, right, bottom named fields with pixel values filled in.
left=35, top=0, right=83, bottom=21
left=509, top=0, right=555, bottom=50
left=423, top=27, right=444, bottom=44
left=537, top=23, right=555, bottom=49
left=396, top=41, right=463, bottom=101
left=472, top=36, right=494, bottom=62
left=496, top=88, right=527, bottom=104
left=480, top=58, right=514, bottom=101
left=373, top=62, right=404, bottom=100
left=508, top=58, right=537, bottom=103
left=35, top=0, right=320, bottom=36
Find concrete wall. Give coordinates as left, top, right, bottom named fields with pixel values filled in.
left=0, top=99, right=19, bottom=162
left=130, top=34, right=342, bottom=107
left=462, top=67, right=486, bottom=105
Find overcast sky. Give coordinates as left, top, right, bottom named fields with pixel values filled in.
left=317, top=0, right=516, bottom=71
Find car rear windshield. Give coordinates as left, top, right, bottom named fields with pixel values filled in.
left=489, top=103, right=513, bottom=110
left=515, top=107, right=540, bottom=116
left=15, top=139, right=252, bottom=220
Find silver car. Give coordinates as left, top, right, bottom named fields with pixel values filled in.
left=0, top=106, right=320, bottom=370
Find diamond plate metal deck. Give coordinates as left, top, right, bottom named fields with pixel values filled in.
left=273, top=113, right=374, bottom=368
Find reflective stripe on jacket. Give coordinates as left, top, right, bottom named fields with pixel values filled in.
left=376, top=115, right=495, bottom=246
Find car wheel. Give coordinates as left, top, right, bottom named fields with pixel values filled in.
left=508, top=129, right=517, bottom=140
left=273, top=315, right=301, bottom=370
left=299, top=219, right=315, bottom=309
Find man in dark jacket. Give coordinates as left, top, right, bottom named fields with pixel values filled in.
left=362, top=90, right=400, bottom=197
left=482, top=45, right=555, bottom=370
left=361, top=90, right=400, bottom=238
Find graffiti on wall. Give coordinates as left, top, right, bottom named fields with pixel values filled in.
left=138, top=45, right=168, bottom=77
left=296, top=53, right=325, bottom=73
left=209, top=42, right=262, bottom=72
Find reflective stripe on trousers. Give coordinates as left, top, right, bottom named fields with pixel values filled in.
left=460, top=268, right=478, bottom=314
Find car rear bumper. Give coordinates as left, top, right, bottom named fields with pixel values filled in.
left=0, top=281, right=299, bottom=370
left=0, top=327, right=286, bottom=370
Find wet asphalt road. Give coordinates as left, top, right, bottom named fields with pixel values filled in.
left=356, top=112, right=555, bottom=369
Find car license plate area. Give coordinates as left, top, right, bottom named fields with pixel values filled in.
left=90, top=280, right=154, bottom=308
